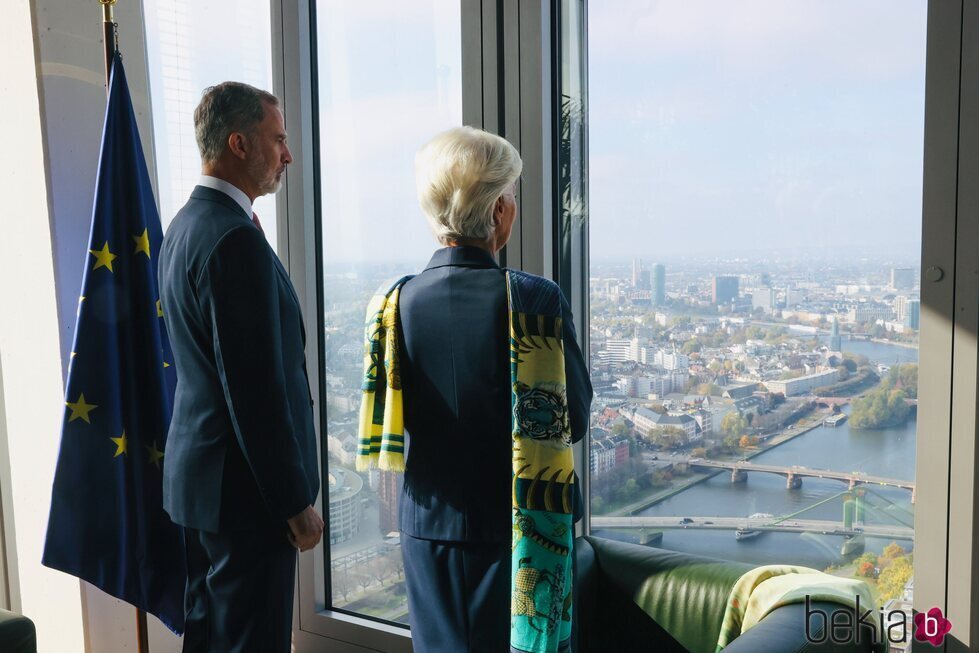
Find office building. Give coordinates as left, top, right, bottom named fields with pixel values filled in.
left=891, top=267, right=915, bottom=290
left=651, top=263, right=666, bottom=305
left=712, top=276, right=740, bottom=305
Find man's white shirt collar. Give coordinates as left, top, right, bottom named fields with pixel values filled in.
left=198, top=175, right=253, bottom=219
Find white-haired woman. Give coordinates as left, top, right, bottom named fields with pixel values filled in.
left=391, top=126, right=592, bottom=652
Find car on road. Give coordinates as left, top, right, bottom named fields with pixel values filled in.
left=679, top=517, right=694, bottom=524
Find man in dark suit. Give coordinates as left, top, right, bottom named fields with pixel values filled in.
left=159, top=82, right=323, bottom=653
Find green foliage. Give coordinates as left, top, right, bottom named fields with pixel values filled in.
left=887, top=364, right=919, bottom=399
left=611, top=422, right=631, bottom=437
left=850, top=368, right=918, bottom=429
left=649, top=426, right=688, bottom=449
left=695, top=383, right=724, bottom=396
left=681, top=339, right=702, bottom=354
left=842, top=358, right=858, bottom=373
left=721, top=412, right=748, bottom=439
left=843, top=352, right=871, bottom=367
left=850, top=386, right=911, bottom=429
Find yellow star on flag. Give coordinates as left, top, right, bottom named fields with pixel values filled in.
left=89, top=242, right=117, bottom=273
left=133, top=229, right=151, bottom=258
left=110, top=430, right=128, bottom=457
left=145, top=441, right=165, bottom=469
left=66, top=392, right=97, bottom=423
left=156, top=299, right=164, bottom=318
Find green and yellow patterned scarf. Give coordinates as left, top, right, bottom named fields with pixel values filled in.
left=507, top=269, right=575, bottom=653
left=356, top=270, right=575, bottom=653
left=356, top=276, right=412, bottom=472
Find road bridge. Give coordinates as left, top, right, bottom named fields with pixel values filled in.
left=681, top=459, right=915, bottom=501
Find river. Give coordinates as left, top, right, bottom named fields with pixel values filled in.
left=595, top=337, right=918, bottom=570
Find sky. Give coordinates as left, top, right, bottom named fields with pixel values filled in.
left=588, top=0, right=928, bottom=262
left=146, top=0, right=929, bottom=266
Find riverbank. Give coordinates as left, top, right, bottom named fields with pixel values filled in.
left=606, top=407, right=833, bottom=516
left=869, top=338, right=919, bottom=351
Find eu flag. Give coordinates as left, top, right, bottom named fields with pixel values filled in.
left=42, top=53, right=186, bottom=634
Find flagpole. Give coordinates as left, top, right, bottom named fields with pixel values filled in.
left=98, top=6, right=150, bottom=650
left=99, top=0, right=118, bottom=92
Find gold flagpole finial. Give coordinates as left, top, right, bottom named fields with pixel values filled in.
left=99, top=0, right=117, bottom=22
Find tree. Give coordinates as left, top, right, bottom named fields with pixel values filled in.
left=611, top=422, right=631, bottom=437
left=857, top=561, right=876, bottom=578
left=842, top=358, right=858, bottom=374
left=591, top=496, right=605, bottom=513
left=882, top=543, right=906, bottom=560
left=739, top=435, right=752, bottom=449
left=889, top=364, right=919, bottom=399
left=682, top=339, right=702, bottom=354
left=876, top=556, right=913, bottom=602
left=721, top=412, right=748, bottom=439
left=850, top=386, right=911, bottom=429
left=332, top=568, right=354, bottom=602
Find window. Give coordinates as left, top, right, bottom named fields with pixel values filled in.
left=144, top=0, right=279, bottom=252
left=580, top=2, right=926, bottom=638
left=313, top=0, right=462, bottom=625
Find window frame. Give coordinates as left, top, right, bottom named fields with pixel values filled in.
left=266, top=0, right=979, bottom=649
left=271, top=0, right=505, bottom=649
left=556, top=0, right=972, bottom=643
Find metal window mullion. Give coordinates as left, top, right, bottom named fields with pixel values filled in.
left=946, top=0, right=979, bottom=648
left=914, top=0, right=962, bottom=631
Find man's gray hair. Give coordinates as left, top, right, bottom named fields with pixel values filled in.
left=415, top=126, right=522, bottom=244
left=194, top=82, right=279, bottom=165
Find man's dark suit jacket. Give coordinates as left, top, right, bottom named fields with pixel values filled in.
left=158, top=185, right=319, bottom=533
left=398, top=246, right=593, bottom=542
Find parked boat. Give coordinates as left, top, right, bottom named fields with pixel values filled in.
left=824, top=413, right=848, bottom=427
left=736, top=513, right=773, bottom=542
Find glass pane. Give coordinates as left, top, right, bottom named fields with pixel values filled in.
left=144, top=0, right=278, bottom=252
left=314, top=0, right=462, bottom=625
left=583, top=4, right=925, bottom=650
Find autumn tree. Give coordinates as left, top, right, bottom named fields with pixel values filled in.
left=721, top=412, right=748, bottom=439
left=876, top=556, right=913, bottom=603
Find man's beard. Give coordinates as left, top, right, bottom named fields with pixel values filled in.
left=247, top=147, right=282, bottom=196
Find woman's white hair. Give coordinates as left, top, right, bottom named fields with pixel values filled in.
left=415, top=126, right=522, bottom=244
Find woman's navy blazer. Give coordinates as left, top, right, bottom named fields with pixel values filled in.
left=397, top=246, right=593, bottom=543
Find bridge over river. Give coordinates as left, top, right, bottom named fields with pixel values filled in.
left=682, top=459, right=916, bottom=501
left=590, top=515, right=913, bottom=541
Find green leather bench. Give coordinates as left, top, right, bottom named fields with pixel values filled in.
left=0, top=609, right=36, bottom=653
left=575, top=536, right=879, bottom=652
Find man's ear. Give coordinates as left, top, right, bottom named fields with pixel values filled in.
left=228, top=131, right=248, bottom=160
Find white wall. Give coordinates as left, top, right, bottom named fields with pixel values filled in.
left=0, top=1, right=87, bottom=650
left=0, top=1, right=181, bottom=651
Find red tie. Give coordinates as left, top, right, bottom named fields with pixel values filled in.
left=252, top=212, right=265, bottom=236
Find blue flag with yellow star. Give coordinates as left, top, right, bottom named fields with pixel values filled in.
left=42, top=52, right=186, bottom=634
